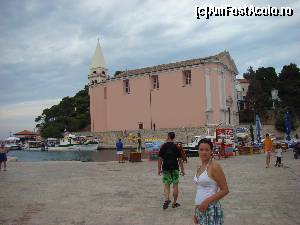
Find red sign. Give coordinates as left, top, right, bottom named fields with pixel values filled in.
left=216, top=128, right=234, bottom=140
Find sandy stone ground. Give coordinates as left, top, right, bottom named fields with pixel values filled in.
left=0, top=150, right=299, bottom=225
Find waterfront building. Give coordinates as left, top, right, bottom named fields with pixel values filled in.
left=88, top=40, right=239, bottom=132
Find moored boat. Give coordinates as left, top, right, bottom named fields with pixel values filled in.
left=47, top=134, right=100, bottom=151
left=4, top=137, right=22, bottom=151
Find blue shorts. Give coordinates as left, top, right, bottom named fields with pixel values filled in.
left=0, top=153, right=7, bottom=162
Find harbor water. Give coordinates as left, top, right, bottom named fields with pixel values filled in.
left=7, top=149, right=148, bottom=162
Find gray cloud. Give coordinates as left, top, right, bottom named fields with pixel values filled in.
left=0, top=0, right=299, bottom=138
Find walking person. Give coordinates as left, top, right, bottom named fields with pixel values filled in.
left=115, top=139, right=124, bottom=163
left=158, top=132, right=185, bottom=210
left=0, top=143, right=8, bottom=171
left=263, top=133, right=273, bottom=168
left=193, top=138, right=229, bottom=225
left=274, top=144, right=282, bottom=167
left=137, top=132, right=142, bottom=153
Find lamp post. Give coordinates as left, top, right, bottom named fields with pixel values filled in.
left=285, top=111, right=291, bottom=142
left=226, top=96, right=233, bottom=125
left=228, top=107, right=231, bottom=125
left=183, top=127, right=188, bottom=145
left=150, top=89, right=153, bottom=130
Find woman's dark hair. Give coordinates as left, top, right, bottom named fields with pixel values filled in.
left=198, top=138, right=213, bottom=150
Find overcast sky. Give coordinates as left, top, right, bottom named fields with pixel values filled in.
left=0, top=0, right=299, bottom=139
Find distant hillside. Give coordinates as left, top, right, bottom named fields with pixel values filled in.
left=35, top=86, right=90, bottom=138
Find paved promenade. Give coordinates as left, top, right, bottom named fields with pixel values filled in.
left=0, top=150, right=299, bottom=225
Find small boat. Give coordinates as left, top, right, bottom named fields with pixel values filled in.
left=4, top=137, right=22, bottom=151
left=47, top=134, right=100, bottom=151
left=77, top=140, right=99, bottom=151
left=46, top=138, right=59, bottom=147
left=56, top=134, right=78, bottom=147
left=24, top=141, right=47, bottom=151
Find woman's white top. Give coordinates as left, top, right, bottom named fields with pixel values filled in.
left=194, top=164, right=218, bottom=205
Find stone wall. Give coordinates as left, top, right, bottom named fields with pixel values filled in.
left=77, top=125, right=231, bottom=145
left=76, top=124, right=300, bottom=146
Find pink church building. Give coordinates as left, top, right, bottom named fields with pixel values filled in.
left=88, top=41, right=239, bottom=132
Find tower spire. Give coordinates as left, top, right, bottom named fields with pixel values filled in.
left=90, top=39, right=107, bottom=70
left=88, top=39, right=108, bottom=85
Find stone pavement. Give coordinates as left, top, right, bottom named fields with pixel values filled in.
left=0, top=150, right=299, bottom=225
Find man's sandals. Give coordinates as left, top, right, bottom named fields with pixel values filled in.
left=163, top=200, right=180, bottom=209
left=172, top=203, right=180, bottom=208
left=163, top=200, right=171, bottom=210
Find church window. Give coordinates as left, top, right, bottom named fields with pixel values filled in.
left=123, top=79, right=130, bottom=94
left=138, top=122, right=143, bottom=130
left=183, top=70, right=192, bottom=86
left=151, top=75, right=159, bottom=89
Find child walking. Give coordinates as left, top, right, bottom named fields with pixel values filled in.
left=274, top=144, right=282, bottom=167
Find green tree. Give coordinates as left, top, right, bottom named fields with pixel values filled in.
left=114, top=71, right=124, bottom=77
left=275, top=109, right=298, bottom=132
left=40, top=124, right=63, bottom=138
left=243, top=66, right=255, bottom=80
left=277, top=63, right=300, bottom=118
left=245, top=67, right=278, bottom=118
left=35, top=86, right=90, bottom=139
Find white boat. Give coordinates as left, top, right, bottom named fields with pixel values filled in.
left=48, top=143, right=99, bottom=151
left=46, top=138, right=59, bottom=147
left=4, top=137, right=22, bottom=150
left=57, top=134, right=79, bottom=147
left=77, top=140, right=99, bottom=151
left=48, top=146, right=78, bottom=151
left=48, top=134, right=99, bottom=151
left=26, top=141, right=47, bottom=151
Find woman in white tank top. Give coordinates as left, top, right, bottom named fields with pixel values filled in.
left=193, top=138, right=229, bottom=225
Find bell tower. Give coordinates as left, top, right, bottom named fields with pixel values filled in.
left=88, top=39, right=108, bottom=85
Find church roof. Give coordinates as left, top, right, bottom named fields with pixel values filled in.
left=90, top=40, right=107, bottom=70
left=116, top=51, right=238, bottom=78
